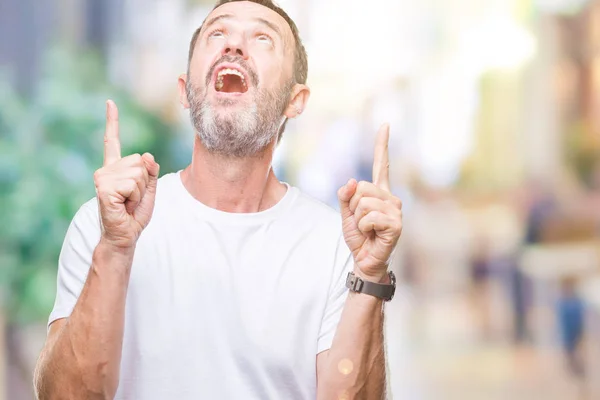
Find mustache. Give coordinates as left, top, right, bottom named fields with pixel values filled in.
left=205, top=55, right=259, bottom=88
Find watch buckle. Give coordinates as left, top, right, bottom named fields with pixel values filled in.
left=346, top=272, right=364, bottom=292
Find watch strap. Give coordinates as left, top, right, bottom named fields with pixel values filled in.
left=346, top=271, right=396, bottom=301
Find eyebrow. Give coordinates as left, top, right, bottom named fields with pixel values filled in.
left=202, top=14, right=233, bottom=33
left=255, top=17, right=282, bottom=39
left=202, top=14, right=284, bottom=41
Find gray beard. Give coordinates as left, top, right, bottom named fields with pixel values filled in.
left=186, top=79, right=293, bottom=158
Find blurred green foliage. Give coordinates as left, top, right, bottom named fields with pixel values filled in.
left=0, top=46, right=180, bottom=324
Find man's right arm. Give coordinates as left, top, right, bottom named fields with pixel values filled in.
left=34, top=100, right=160, bottom=400
left=34, top=241, right=134, bottom=400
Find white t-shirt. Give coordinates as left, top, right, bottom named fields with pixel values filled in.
left=49, top=171, right=353, bottom=400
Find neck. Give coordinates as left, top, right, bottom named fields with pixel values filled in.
left=181, top=135, right=287, bottom=213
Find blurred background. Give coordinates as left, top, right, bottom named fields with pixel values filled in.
left=2, top=0, right=600, bottom=398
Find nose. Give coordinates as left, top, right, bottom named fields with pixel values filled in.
left=221, top=34, right=248, bottom=59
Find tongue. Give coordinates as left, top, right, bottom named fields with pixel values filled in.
left=218, top=75, right=247, bottom=93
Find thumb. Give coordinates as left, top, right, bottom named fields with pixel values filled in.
left=142, top=153, right=160, bottom=192
left=338, top=179, right=357, bottom=218
left=134, top=153, right=160, bottom=227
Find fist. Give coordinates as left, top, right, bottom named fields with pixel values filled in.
left=338, top=124, right=403, bottom=282
left=94, top=100, right=160, bottom=248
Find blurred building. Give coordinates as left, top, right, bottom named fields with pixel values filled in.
left=0, top=0, right=125, bottom=95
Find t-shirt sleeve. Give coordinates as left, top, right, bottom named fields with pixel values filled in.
left=317, top=232, right=354, bottom=354
left=48, top=199, right=101, bottom=329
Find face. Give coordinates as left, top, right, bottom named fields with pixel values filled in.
left=181, top=1, right=306, bottom=158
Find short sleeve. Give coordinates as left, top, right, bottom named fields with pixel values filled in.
left=317, top=233, right=353, bottom=354
left=48, top=198, right=101, bottom=329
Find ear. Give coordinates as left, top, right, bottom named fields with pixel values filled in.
left=284, top=84, right=310, bottom=119
left=178, top=74, right=191, bottom=109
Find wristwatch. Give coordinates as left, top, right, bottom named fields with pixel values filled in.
left=346, top=271, right=396, bottom=301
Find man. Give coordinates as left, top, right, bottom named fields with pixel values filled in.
left=33, top=0, right=403, bottom=399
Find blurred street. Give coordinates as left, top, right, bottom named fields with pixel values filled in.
left=387, top=284, right=585, bottom=400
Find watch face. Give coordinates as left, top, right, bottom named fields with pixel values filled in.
left=387, top=271, right=397, bottom=301
left=388, top=271, right=397, bottom=285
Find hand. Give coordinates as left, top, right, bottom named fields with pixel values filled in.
left=338, top=124, right=403, bottom=282
left=94, top=100, right=160, bottom=249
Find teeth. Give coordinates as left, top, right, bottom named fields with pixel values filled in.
left=218, top=68, right=245, bottom=81
left=215, top=67, right=249, bottom=92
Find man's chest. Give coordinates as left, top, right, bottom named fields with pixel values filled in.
left=119, top=227, right=333, bottom=369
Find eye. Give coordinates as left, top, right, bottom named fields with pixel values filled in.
left=256, top=33, right=273, bottom=44
left=208, top=29, right=225, bottom=39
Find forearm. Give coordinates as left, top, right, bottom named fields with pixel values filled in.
left=317, top=288, right=386, bottom=400
left=35, top=240, right=134, bottom=400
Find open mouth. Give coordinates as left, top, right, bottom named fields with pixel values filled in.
left=215, top=67, right=249, bottom=94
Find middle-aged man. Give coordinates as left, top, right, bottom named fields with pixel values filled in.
left=34, top=0, right=403, bottom=399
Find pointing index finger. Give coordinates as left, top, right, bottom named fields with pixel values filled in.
left=103, top=99, right=121, bottom=166
left=372, top=123, right=390, bottom=192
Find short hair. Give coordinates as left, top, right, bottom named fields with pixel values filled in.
left=187, top=0, right=308, bottom=85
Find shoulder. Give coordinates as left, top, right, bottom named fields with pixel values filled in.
left=154, top=171, right=189, bottom=202
left=155, top=171, right=182, bottom=197
left=60, top=198, right=101, bottom=260
left=288, top=187, right=342, bottom=232
left=150, top=171, right=191, bottom=219
left=73, top=197, right=100, bottom=230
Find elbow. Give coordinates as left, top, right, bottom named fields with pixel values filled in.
left=100, top=363, right=120, bottom=400
left=35, top=320, right=119, bottom=399
left=33, top=349, right=57, bottom=400
left=33, top=358, right=119, bottom=400
left=79, top=358, right=120, bottom=399
left=33, top=361, right=46, bottom=400
left=317, top=368, right=361, bottom=400
left=316, top=376, right=361, bottom=400
left=317, top=364, right=386, bottom=400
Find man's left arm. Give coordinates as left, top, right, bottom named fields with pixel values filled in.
left=317, top=124, right=402, bottom=400
left=316, top=284, right=387, bottom=399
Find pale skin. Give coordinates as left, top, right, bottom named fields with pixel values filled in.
left=33, top=2, right=402, bottom=399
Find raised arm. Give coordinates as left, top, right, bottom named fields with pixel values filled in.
left=33, top=101, right=160, bottom=399
left=317, top=124, right=402, bottom=399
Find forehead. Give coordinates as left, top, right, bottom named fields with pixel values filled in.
left=205, top=1, right=293, bottom=41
